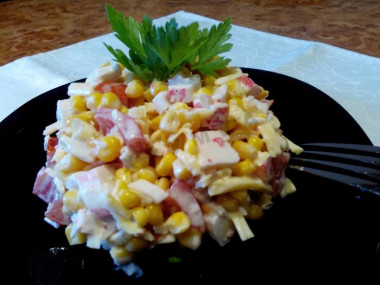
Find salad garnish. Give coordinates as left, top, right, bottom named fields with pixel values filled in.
left=104, top=4, right=232, bottom=81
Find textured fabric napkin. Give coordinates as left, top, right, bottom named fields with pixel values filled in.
left=1, top=11, right=379, bottom=144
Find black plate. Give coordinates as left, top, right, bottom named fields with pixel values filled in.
left=1, top=68, right=379, bottom=284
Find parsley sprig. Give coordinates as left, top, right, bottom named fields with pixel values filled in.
left=104, top=4, right=233, bottom=81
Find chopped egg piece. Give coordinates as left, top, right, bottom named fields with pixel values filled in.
left=128, top=179, right=169, bottom=204
left=67, top=82, right=92, bottom=96
left=85, top=62, right=122, bottom=87
left=74, top=165, right=116, bottom=210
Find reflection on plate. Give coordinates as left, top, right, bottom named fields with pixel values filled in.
left=1, top=68, right=379, bottom=284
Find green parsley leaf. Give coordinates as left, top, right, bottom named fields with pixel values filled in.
left=168, top=256, right=182, bottom=263
left=105, top=5, right=146, bottom=59
left=104, top=4, right=233, bottom=81
left=190, top=19, right=233, bottom=74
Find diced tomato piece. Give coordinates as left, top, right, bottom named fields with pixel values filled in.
left=261, top=99, right=274, bottom=108
left=253, top=160, right=272, bottom=183
left=168, top=180, right=205, bottom=232
left=95, top=108, right=147, bottom=152
left=126, top=137, right=147, bottom=152
left=45, top=199, right=70, bottom=226
left=33, top=167, right=60, bottom=204
left=95, top=107, right=115, bottom=135
left=94, top=82, right=129, bottom=106
left=270, top=153, right=290, bottom=197
left=254, top=153, right=290, bottom=196
left=46, top=137, right=58, bottom=166
left=161, top=196, right=181, bottom=218
left=115, top=113, right=147, bottom=152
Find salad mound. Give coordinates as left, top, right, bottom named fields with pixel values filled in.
left=33, top=6, right=302, bottom=267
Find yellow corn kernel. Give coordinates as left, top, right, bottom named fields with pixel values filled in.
left=65, top=224, right=86, bottom=245
left=126, top=79, right=145, bottom=98
left=160, top=131, right=170, bottom=143
left=96, top=135, right=122, bottom=162
left=232, top=140, right=257, bottom=160
left=119, top=106, right=129, bottom=114
left=177, top=228, right=202, bottom=250
left=70, top=95, right=87, bottom=111
left=59, top=154, right=87, bottom=173
left=100, top=91, right=121, bottom=109
left=258, top=112, right=267, bottom=119
left=150, top=115, right=162, bottom=131
left=247, top=136, right=264, bottom=151
left=172, top=134, right=186, bottom=151
left=126, top=237, right=149, bottom=252
left=71, top=118, right=98, bottom=140
left=247, top=202, right=264, bottom=220
left=256, top=87, right=269, bottom=100
left=258, top=193, right=273, bottom=209
left=194, top=86, right=213, bottom=97
left=150, top=129, right=162, bottom=143
left=178, top=112, right=186, bottom=125
left=171, top=102, right=190, bottom=111
left=203, top=74, right=216, bottom=86
left=147, top=111, right=158, bottom=120
left=117, top=180, right=128, bottom=192
left=230, top=190, right=249, bottom=201
left=146, top=204, right=164, bottom=226
left=233, top=159, right=256, bottom=176
left=110, top=246, right=134, bottom=264
left=228, top=96, right=243, bottom=108
left=178, top=112, right=201, bottom=131
left=229, top=127, right=252, bottom=142
left=224, top=118, right=238, bottom=132
left=137, top=167, right=157, bottom=183
left=118, top=188, right=141, bottom=209
left=86, top=92, right=102, bottom=110
left=70, top=111, right=95, bottom=125
left=165, top=212, right=191, bottom=234
left=227, top=79, right=238, bottom=90
left=216, top=194, right=239, bottom=212
left=63, top=190, right=84, bottom=212
left=227, top=79, right=246, bottom=96
left=189, top=112, right=202, bottom=131
left=131, top=207, right=148, bottom=227
left=173, top=161, right=192, bottom=180
left=201, top=204, right=212, bottom=215
left=150, top=80, right=168, bottom=96
left=131, top=172, right=139, bottom=182
left=132, top=153, right=150, bottom=169
left=100, top=61, right=111, bottom=67
left=155, top=152, right=176, bottom=176
left=116, top=168, right=132, bottom=184
left=155, top=177, right=170, bottom=190
left=154, top=155, right=162, bottom=166
left=143, top=89, right=154, bottom=102
left=184, top=138, right=198, bottom=155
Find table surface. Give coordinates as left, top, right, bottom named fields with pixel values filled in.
left=1, top=0, right=379, bottom=66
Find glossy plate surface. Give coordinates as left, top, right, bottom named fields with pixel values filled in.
left=1, top=68, right=379, bottom=284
